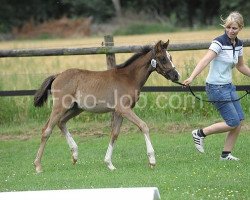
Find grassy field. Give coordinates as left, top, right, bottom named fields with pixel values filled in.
left=0, top=28, right=250, bottom=199
left=0, top=120, right=250, bottom=199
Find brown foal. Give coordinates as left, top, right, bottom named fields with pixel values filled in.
left=33, top=40, right=180, bottom=173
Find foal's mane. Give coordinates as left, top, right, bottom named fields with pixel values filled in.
left=116, top=46, right=152, bottom=69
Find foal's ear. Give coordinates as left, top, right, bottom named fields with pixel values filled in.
left=162, top=40, right=170, bottom=49
left=155, top=40, right=164, bottom=52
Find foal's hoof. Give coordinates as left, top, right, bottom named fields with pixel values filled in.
left=36, top=168, right=43, bottom=173
left=35, top=165, right=43, bottom=173
left=71, top=151, right=78, bottom=165
left=72, top=157, right=78, bottom=165
left=149, top=163, right=156, bottom=169
left=108, top=164, right=116, bottom=171
left=34, top=161, right=43, bottom=173
left=104, top=160, right=116, bottom=171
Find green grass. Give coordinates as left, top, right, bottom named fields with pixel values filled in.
left=0, top=120, right=250, bottom=199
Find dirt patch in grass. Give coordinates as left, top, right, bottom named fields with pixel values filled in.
left=0, top=134, right=33, bottom=141
left=1, top=119, right=250, bottom=141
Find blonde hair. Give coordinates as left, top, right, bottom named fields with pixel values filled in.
left=221, top=11, right=244, bottom=29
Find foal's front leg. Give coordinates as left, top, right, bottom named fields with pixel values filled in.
left=121, top=108, right=156, bottom=168
left=104, top=112, right=123, bottom=171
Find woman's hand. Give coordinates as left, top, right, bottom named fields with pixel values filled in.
left=182, top=77, right=194, bottom=86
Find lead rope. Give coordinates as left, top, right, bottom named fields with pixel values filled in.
left=173, top=81, right=250, bottom=103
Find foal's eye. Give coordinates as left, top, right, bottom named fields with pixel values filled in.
left=161, top=57, right=167, bottom=64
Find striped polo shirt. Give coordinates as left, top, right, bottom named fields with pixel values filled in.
left=206, top=32, right=243, bottom=85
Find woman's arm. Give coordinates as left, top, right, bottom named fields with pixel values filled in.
left=183, top=50, right=217, bottom=85
left=236, top=56, right=250, bottom=77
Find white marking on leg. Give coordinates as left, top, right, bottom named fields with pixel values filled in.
left=104, top=143, right=116, bottom=171
left=144, top=134, right=156, bottom=166
left=63, top=128, right=78, bottom=163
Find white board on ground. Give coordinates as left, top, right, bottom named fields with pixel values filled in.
left=0, top=187, right=161, bottom=200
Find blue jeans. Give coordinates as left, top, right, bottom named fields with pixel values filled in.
left=206, top=83, right=244, bottom=127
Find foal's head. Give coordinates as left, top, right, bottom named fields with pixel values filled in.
left=151, top=40, right=180, bottom=82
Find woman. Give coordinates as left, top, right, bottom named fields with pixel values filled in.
left=183, top=11, right=250, bottom=160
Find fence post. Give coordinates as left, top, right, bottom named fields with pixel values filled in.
left=104, top=35, right=116, bottom=69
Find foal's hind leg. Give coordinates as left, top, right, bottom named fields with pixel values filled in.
left=34, top=106, right=67, bottom=173
left=58, top=106, right=83, bottom=165
left=104, top=112, right=123, bottom=171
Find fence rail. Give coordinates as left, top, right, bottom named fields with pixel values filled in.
left=0, top=37, right=250, bottom=96
left=1, top=39, right=250, bottom=57
left=1, top=85, right=250, bottom=97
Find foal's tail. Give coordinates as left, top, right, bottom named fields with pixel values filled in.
left=34, top=75, right=57, bottom=107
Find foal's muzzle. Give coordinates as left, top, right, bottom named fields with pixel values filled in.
left=165, top=69, right=180, bottom=82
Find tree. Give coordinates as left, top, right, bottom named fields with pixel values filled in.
left=112, top=0, right=122, bottom=18
left=0, top=0, right=249, bottom=34
left=220, top=0, right=250, bottom=25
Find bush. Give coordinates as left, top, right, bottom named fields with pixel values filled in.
left=114, top=22, right=177, bottom=35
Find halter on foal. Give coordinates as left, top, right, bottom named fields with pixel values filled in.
left=33, top=40, right=180, bottom=173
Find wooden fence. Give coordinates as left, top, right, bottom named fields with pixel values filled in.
left=0, top=36, right=250, bottom=96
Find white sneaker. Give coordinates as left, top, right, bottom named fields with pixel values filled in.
left=192, top=129, right=204, bottom=153
left=220, top=153, right=239, bottom=161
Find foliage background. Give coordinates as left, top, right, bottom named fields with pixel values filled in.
left=1, top=0, right=250, bottom=34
